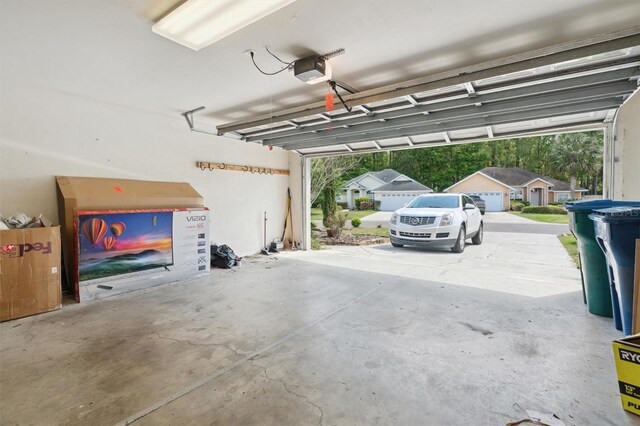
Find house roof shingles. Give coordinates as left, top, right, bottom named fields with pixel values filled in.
left=370, top=169, right=402, bottom=183
left=373, top=180, right=433, bottom=192
left=344, top=168, right=401, bottom=187
left=480, top=167, right=587, bottom=191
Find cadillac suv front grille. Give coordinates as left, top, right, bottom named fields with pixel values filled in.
left=399, top=231, right=432, bottom=238
left=400, top=216, right=436, bottom=226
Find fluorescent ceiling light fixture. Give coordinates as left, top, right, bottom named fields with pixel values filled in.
left=153, top=0, right=297, bottom=51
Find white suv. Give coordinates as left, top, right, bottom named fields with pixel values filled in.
left=389, top=193, right=483, bottom=253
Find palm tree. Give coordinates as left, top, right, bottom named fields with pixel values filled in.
left=549, top=132, right=603, bottom=197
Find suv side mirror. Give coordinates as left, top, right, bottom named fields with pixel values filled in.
left=464, top=203, right=475, bottom=210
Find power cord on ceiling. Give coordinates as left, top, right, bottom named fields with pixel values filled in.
left=250, top=51, right=295, bottom=76
left=265, top=46, right=290, bottom=65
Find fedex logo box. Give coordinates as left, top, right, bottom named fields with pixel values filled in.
left=0, top=226, right=62, bottom=321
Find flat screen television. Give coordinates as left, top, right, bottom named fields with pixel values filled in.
left=77, top=210, right=174, bottom=283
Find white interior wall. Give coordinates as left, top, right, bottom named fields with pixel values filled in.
left=0, top=81, right=292, bottom=257
left=612, top=90, right=640, bottom=200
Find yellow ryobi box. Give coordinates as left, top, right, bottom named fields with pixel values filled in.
left=613, top=334, right=640, bottom=416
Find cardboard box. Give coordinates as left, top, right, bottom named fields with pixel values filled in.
left=56, top=176, right=204, bottom=290
left=613, top=334, right=640, bottom=416
left=0, top=226, right=62, bottom=321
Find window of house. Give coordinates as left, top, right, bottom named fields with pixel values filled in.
left=510, top=189, right=524, bottom=200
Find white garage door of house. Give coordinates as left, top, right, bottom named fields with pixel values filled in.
left=378, top=193, right=420, bottom=211
left=469, top=192, right=504, bottom=211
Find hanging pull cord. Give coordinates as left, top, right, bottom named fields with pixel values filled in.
left=328, top=80, right=353, bottom=112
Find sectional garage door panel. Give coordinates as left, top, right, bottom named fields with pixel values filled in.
left=377, top=193, right=421, bottom=211
left=468, top=192, right=504, bottom=211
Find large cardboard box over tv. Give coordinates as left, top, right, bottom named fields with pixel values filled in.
left=56, top=176, right=204, bottom=291
left=0, top=226, right=62, bottom=321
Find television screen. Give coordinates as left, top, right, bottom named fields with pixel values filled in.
left=78, top=211, right=174, bottom=282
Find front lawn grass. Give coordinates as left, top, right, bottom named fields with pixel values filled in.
left=510, top=211, right=569, bottom=224
left=310, top=208, right=323, bottom=220
left=343, top=227, right=388, bottom=237
left=310, top=208, right=376, bottom=221
left=558, top=234, right=580, bottom=267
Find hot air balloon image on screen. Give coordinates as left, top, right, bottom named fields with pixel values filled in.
left=82, top=218, right=108, bottom=246
left=102, top=236, right=117, bottom=250
left=78, top=211, right=173, bottom=282
left=110, top=222, right=126, bottom=238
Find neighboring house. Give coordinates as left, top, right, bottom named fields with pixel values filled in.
left=338, top=168, right=433, bottom=211
left=444, top=167, right=588, bottom=211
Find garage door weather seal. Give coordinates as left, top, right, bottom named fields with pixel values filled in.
left=116, top=282, right=384, bottom=425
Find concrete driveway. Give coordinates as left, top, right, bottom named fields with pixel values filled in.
left=482, top=212, right=570, bottom=234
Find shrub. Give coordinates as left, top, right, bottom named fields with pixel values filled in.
left=310, top=221, right=317, bottom=230
left=374, top=200, right=381, bottom=210
left=511, top=202, right=525, bottom=212
left=522, top=206, right=567, bottom=215
left=522, top=201, right=531, bottom=207
left=321, top=187, right=337, bottom=226
left=337, top=202, right=348, bottom=210
left=354, top=196, right=370, bottom=210
left=351, top=217, right=361, bottom=228
left=324, top=211, right=348, bottom=238
left=311, top=238, right=323, bottom=250
left=360, top=201, right=374, bottom=210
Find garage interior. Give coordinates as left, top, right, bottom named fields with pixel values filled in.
left=2, top=1, right=640, bottom=425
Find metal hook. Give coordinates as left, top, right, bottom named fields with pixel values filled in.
left=208, top=163, right=214, bottom=171
left=218, top=163, right=226, bottom=170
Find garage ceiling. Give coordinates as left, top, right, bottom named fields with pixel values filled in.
left=218, top=29, right=640, bottom=156
left=2, top=0, right=640, bottom=149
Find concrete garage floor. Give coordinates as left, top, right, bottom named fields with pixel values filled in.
left=1, top=230, right=637, bottom=425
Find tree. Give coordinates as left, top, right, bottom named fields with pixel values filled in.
left=310, top=156, right=362, bottom=206
left=548, top=132, right=602, bottom=197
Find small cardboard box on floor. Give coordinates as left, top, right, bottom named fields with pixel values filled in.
left=613, top=334, right=640, bottom=416
left=0, top=226, right=62, bottom=321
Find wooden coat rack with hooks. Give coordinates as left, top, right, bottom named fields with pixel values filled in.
left=196, top=161, right=289, bottom=176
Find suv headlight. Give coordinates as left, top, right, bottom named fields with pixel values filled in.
left=390, top=214, right=398, bottom=225
left=440, top=213, right=453, bottom=226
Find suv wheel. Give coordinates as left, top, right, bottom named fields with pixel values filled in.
left=451, top=225, right=466, bottom=253
left=471, top=222, right=483, bottom=245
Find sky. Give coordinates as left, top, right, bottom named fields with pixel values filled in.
left=79, top=211, right=173, bottom=260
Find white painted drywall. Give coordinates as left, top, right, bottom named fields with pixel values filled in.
left=612, top=90, right=640, bottom=200
left=0, top=81, right=294, bottom=257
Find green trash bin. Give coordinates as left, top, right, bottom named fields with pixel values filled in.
left=565, top=200, right=640, bottom=318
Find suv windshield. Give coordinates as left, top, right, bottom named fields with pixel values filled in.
left=407, top=195, right=460, bottom=209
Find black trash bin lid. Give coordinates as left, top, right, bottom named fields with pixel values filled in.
left=565, top=199, right=640, bottom=212
left=589, top=206, right=640, bottom=223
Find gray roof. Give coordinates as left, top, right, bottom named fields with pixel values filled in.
left=480, top=167, right=587, bottom=191
left=370, top=169, right=402, bottom=183
left=343, top=168, right=402, bottom=187
left=372, top=180, right=433, bottom=192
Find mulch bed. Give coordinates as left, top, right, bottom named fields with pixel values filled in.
left=316, top=232, right=389, bottom=246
